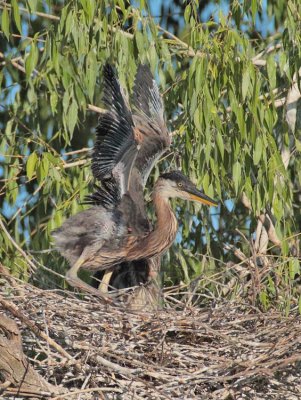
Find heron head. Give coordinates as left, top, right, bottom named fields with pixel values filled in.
left=156, top=170, right=218, bottom=207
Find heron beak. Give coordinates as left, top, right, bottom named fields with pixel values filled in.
left=187, top=188, right=218, bottom=207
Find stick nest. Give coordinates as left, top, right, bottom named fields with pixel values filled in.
left=1, top=280, right=301, bottom=400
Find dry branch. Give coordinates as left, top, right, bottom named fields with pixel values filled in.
left=0, top=314, right=62, bottom=398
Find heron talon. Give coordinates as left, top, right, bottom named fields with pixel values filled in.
left=66, top=271, right=113, bottom=302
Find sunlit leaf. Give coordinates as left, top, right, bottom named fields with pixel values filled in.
left=253, top=136, right=263, bottom=165
left=232, top=161, right=241, bottom=195
left=11, top=0, right=22, bottom=34
left=25, top=41, right=39, bottom=79
left=1, top=6, right=10, bottom=40
left=26, top=152, right=38, bottom=180
left=67, top=100, right=78, bottom=136
left=242, top=69, right=250, bottom=101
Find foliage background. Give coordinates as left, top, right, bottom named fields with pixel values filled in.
left=0, top=0, right=300, bottom=312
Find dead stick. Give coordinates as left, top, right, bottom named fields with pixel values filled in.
left=0, top=296, right=74, bottom=362
left=50, top=387, right=123, bottom=400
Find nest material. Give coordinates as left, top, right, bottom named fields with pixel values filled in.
left=0, top=279, right=301, bottom=400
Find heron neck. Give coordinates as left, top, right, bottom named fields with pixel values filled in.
left=152, top=192, right=177, bottom=234
left=128, top=192, right=178, bottom=260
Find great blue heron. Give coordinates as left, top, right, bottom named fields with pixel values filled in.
left=52, top=64, right=217, bottom=302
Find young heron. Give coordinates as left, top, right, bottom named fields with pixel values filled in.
left=52, top=64, right=217, bottom=302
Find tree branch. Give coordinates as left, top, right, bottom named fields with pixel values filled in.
left=0, top=314, right=62, bottom=397
left=0, top=296, right=75, bottom=362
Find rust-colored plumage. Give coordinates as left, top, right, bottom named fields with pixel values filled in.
left=52, top=64, right=217, bottom=306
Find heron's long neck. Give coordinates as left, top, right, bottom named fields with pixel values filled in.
left=153, top=192, right=178, bottom=239
left=128, top=192, right=178, bottom=260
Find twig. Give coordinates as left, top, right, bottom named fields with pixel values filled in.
left=62, top=159, right=88, bottom=169
left=9, top=181, right=45, bottom=226
left=95, top=355, right=141, bottom=377
left=0, top=218, right=37, bottom=273
left=87, top=104, right=106, bottom=114
left=0, top=31, right=46, bottom=42
left=0, top=51, right=26, bottom=73
left=157, top=25, right=197, bottom=57
left=63, top=148, right=91, bottom=156
left=0, top=2, right=60, bottom=21
left=50, top=387, right=123, bottom=400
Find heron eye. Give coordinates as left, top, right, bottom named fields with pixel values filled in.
left=177, top=182, right=183, bottom=188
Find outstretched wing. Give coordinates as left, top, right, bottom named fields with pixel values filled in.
left=131, top=65, right=171, bottom=186
left=85, top=179, right=121, bottom=209
left=92, top=64, right=138, bottom=195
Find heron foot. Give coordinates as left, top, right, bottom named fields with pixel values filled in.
left=66, top=267, right=113, bottom=303
left=98, top=268, right=114, bottom=293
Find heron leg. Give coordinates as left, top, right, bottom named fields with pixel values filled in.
left=98, top=268, right=114, bottom=293
left=66, top=256, right=112, bottom=303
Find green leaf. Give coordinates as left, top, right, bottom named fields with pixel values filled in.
left=80, top=0, right=95, bottom=23
left=50, top=92, right=58, bottom=114
left=1, top=6, right=10, bottom=40
left=67, top=100, right=78, bottom=136
left=289, top=259, right=300, bottom=279
left=202, top=172, right=210, bottom=192
left=63, top=89, right=70, bottom=114
left=135, top=31, right=145, bottom=56
left=65, top=10, right=74, bottom=35
left=178, top=252, right=190, bottom=283
left=149, top=43, right=157, bottom=72
left=193, top=107, right=202, bottom=132
left=86, top=50, right=97, bottom=102
left=267, top=55, right=276, bottom=90
left=44, top=152, right=60, bottom=165
left=242, top=69, right=250, bottom=101
left=253, top=136, right=263, bottom=165
left=232, top=161, right=241, bottom=195
left=26, top=152, right=38, bottom=179
left=251, top=0, right=257, bottom=24
left=41, top=155, right=50, bottom=180
left=11, top=0, right=22, bottom=34
left=259, top=291, right=268, bottom=310
left=27, top=0, right=38, bottom=12
left=25, top=41, right=39, bottom=79
left=184, top=4, right=191, bottom=24
left=216, top=131, right=224, bottom=160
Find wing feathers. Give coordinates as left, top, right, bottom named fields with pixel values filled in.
left=132, top=65, right=166, bottom=135
left=85, top=180, right=121, bottom=209
left=131, top=65, right=171, bottom=186
left=92, top=64, right=138, bottom=194
left=91, top=64, right=171, bottom=210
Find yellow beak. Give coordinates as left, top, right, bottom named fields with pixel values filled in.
left=188, top=193, right=218, bottom=207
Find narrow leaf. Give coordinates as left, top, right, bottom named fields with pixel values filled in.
left=25, top=41, right=39, bottom=79
left=11, top=0, right=22, bottom=34
left=1, top=6, right=10, bottom=40
left=26, top=152, right=38, bottom=179
left=242, top=69, right=250, bottom=101
left=267, top=55, right=276, bottom=90
left=67, top=100, right=78, bottom=136
left=216, top=131, right=224, bottom=160
left=253, top=136, right=263, bottom=165
left=232, top=161, right=241, bottom=195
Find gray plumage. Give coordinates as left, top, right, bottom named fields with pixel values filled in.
left=52, top=206, right=126, bottom=268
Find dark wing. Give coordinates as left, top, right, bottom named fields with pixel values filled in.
left=131, top=65, right=171, bottom=186
left=92, top=64, right=138, bottom=195
left=85, top=179, right=121, bottom=209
